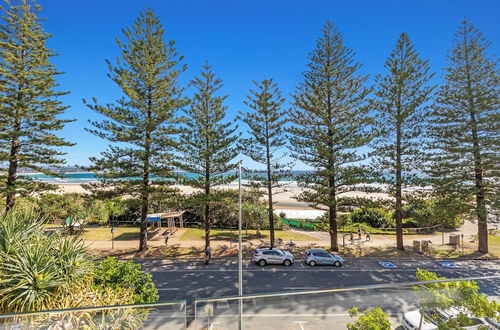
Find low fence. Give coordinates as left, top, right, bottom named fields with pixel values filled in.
left=282, top=218, right=441, bottom=234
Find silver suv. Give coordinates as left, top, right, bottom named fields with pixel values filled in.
left=253, top=248, right=294, bottom=267
left=304, top=248, right=344, bottom=267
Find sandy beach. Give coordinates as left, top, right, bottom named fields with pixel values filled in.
left=55, top=181, right=391, bottom=219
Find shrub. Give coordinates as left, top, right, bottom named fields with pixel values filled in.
left=86, top=199, right=110, bottom=224
left=402, top=218, right=420, bottom=228
left=94, top=257, right=159, bottom=304
left=347, top=307, right=391, bottom=330
left=404, top=198, right=462, bottom=229
left=0, top=208, right=93, bottom=313
left=350, top=208, right=392, bottom=228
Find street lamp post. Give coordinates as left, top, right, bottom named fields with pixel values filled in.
left=238, top=162, right=243, bottom=330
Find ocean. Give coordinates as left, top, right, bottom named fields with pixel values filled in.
left=23, top=171, right=310, bottom=184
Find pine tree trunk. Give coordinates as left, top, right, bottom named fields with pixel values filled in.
left=5, top=89, right=23, bottom=212
left=470, top=113, right=488, bottom=253
left=265, top=121, right=275, bottom=248
left=463, top=30, right=489, bottom=253
left=329, top=171, right=338, bottom=251
left=139, top=102, right=152, bottom=252
left=5, top=133, right=20, bottom=212
left=267, top=179, right=274, bottom=248
left=204, top=171, right=211, bottom=250
left=395, top=118, right=404, bottom=250
left=329, top=204, right=338, bottom=251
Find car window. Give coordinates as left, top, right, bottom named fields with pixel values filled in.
left=262, top=251, right=272, bottom=255
left=312, top=253, right=320, bottom=257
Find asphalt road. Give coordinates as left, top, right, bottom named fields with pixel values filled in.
left=136, top=258, right=500, bottom=329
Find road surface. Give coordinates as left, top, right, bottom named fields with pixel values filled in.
left=135, top=257, right=500, bottom=329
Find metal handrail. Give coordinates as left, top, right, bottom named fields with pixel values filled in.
left=0, top=299, right=187, bottom=319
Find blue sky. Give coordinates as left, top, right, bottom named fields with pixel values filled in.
left=35, top=0, right=499, bottom=169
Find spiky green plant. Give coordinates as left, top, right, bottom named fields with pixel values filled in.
left=0, top=207, right=44, bottom=255
left=0, top=238, right=66, bottom=312
left=0, top=207, right=94, bottom=313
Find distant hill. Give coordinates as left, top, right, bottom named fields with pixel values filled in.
left=17, top=165, right=88, bottom=173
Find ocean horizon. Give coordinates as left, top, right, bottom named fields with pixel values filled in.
left=23, top=171, right=312, bottom=184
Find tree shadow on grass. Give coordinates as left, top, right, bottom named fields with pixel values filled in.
left=211, top=232, right=267, bottom=242
left=114, top=232, right=140, bottom=240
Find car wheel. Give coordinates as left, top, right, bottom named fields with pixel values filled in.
left=309, top=260, right=316, bottom=266
left=283, top=259, right=292, bottom=267
left=333, top=261, right=341, bottom=267
left=258, top=259, right=267, bottom=267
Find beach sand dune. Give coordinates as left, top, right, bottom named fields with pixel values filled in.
left=55, top=182, right=391, bottom=219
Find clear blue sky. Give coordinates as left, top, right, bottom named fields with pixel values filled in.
left=37, top=0, right=499, bottom=169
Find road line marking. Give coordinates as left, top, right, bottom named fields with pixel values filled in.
left=203, top=313, right=353, bottom=317
left=157, top=288, right=180, bottom=291
left=149, top=268, right=482, bottom=273
left=283, top=287, right=319, bottom=290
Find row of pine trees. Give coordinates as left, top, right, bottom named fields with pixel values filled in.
left=0, top=1, right=498, bottom=253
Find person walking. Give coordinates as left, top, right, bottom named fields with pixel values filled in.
left=357, top=226, right=362, bottom=240
left=365, top=230, right=371, bottom=241
left=349, top=232, right=354, bottom=244
left=204, top=246, right=212, bottom=265
left=164, top=232, right=169, bottom=246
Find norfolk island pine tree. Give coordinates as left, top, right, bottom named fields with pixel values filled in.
left=427, top=21, right=499, bottom=253
left=240, top=79, right=291, bottom=248
left=173, top=63, right=239, bottom=251
left=288, top=22, right=372, bottom=251
left=0, top=0, right=74, bottom=211
left=371, top=32, right=435, bottom=250
left=84, top=9, right=187, bottom=251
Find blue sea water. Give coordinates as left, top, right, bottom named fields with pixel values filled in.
left=23, top=171, right=309, bottom=183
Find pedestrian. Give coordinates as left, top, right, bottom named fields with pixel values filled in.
left=349, top=232, right=354, bottom=243
left=164, top=232, right=169, bottom=246
left=365, top=231, right=371, bottom=241
left=204, top=246, right=212, bottom=265
left=357, top=226, right=362, bottom=240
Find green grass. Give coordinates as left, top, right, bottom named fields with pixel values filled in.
left=80, top=227, right=140, bottom=241
left=180, top=228, right=318, bottom=241
left=430, top=235, right=500, bottom=258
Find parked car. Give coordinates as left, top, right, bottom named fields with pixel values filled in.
left=402, top=308, right=491, bottom=330
left=303, top=248, right=344, bottom=267
left=253, top=248, right=294, bottom=267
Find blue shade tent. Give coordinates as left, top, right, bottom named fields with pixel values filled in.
left=136, top=212, right=186, bottom=228
left=147, top=216, right=162, bottom=222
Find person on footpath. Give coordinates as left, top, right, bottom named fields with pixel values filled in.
left=204, top=246, right=212, bottom=265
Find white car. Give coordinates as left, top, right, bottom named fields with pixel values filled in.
left=402, top=308, right=490, bottom=330
left=253, top=248, right=294, bottom=267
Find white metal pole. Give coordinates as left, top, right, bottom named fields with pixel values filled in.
left=238, top=162, right=243, bottom=330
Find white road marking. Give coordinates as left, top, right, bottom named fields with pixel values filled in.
left=204, top=313, right=354, bottom=317
left=283, top=287, right=319, bottom=290
left=150, top=268, right=460, bottom=273
left=157, top=288, right=180, bottom=291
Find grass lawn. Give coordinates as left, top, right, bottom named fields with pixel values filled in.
left=430, top=235, right=499, bottom=258
left=180, top=228, right=318, bottom=241
left=80, top=226, right=140, bottom=241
